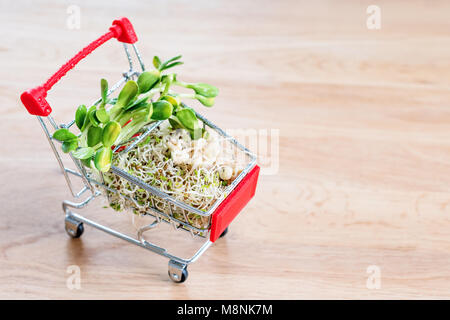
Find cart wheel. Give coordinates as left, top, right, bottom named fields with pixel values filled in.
left=220, top=227, right=229, bottom=238
left=168, top=268, right=188, bottom=283
left=168, top=260, right=188, bottom=283
left=65, top=216, right=84, bottom=238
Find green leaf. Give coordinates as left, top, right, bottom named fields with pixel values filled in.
left=96, top=108, right=110, bottom=123
left=62, top=139, right=78, bottom=153
left=116, top=80, right=139, bottom=109
left=75, top=105, right=87, bottom=130
left=94, top=147, right=112, bottom=172
left=80, top=157, right=92, bottom=168
left=87, top=126, right=102, bottom=147
left=151, top=100, right=173, bottom=120
left=72, top=147, right=95, bottom=160
left=102, top=121, right=121, bottom=147
left=168, top=116, right=184, bottom=129
left=126, top=102, right=153, bottom=124
left=160, top=55, right=182, bottom=70
left=195, top=95, right=215, bottom=107
left=101, top=78, right=108, bottom=103
left=160, top=74, right=173, bottom=97
left=175, top=108, right=198, bottom=131
left=160, top=74, right=169, bottom=83
left=187, top=83, right=218, bottom=98
left=81, top=106, right=96, bottom=131
left=137, top=70, right=160, bottom=94
left=142, top=102, right=153, bottom=122
left=88, top=108, right=100, bottom=127
left=153, top=56, right=161, bottom=69
left=53, top=128, right=77, bottom=142
left=124, top=96, right=149, bottom=112
left=161, top=95, right=180, bottom=109
left=160, top=61, right=183, bottom=71
left=166, top=54, right=182, bottom=63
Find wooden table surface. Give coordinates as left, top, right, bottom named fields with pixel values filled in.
left=1, top=0, right=450, bottom=299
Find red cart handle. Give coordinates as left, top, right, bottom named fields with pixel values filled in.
left=20, top=17, right=138, bottom=117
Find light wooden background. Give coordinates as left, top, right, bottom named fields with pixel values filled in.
left=1, top=0, right=450, bottom=299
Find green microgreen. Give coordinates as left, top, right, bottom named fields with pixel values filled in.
left=75, top=105, right=87, bottom=130
left=58, top=54, right=218, bottom=173
left=87, top=126, right=102, bottom=147
left=72, top=147, right=95, bottom=160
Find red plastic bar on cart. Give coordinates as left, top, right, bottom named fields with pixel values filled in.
left=20, top=17, right=137, bottom=117
left=209, top=165, right=260, bottom=242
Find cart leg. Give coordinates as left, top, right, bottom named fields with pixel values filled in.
left=168, top=260, right=188, bottom=283
left=65, top=215, right=84, bottom=238
left=219, top=227, right=229, bottom=238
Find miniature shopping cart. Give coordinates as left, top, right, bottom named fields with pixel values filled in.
left=20, top=17, right=260, bottom=283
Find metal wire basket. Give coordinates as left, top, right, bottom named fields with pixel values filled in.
left=20, top=17, right=260, bottom=283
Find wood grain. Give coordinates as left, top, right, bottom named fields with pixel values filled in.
left=1, top=0, right=450, bottom=299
